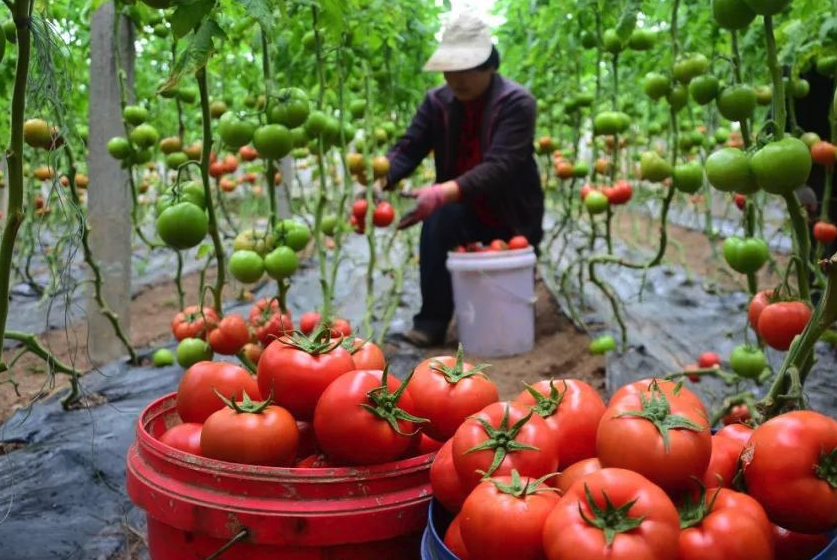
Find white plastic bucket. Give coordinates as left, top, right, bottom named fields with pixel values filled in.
left=446, top=247, right=537, bottom=358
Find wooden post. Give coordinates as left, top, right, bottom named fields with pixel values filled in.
left=87, top=3, right=134, bottom=364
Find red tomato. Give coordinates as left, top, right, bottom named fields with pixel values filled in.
left=734, top=194, right=746, bottom=211
left=248, top=298, right=293, bottom=346
left=209, top=160, right=226, bottom=178
left=257, top=335, right=356, bottom=421
left=742, top=410, right=837, bottom=533
left=200, top=395, right=299, bottom=466
left=702, top=434, right=745, bottom=489
left=207, top=314, right=251, bottom=355
left=299, top=311, right=320, bottom=335
left=811, top=141, right=836, bottom=166
left=313, top=369, right=424, bottom=465
left=372, top=202, right=395, bottom=227
left=430, top=439, right=468, bottom=512
left=722, top=404, right=751, bottom=425
left=222, top=154, right=238, bottom=174
left=159, top=422, right=202, bottom=456
left=459, top=472, right=560, bottom=560
left=607, top=378, right=707, bottom=413
left=684, top=363, right=701, bottom=383
left=772, top=525, right=830, bottom=560
left=410, top=347, right=499, bottom=441
left=171, top=305, right=219, bottom=341
left=176, top=361, right=261, bottom=423
left=678, top=488, right=773, bottom=560
left=757, top=300, right=812, bottom=351
left=238, top=145, right=258, bottom=161
left=555, top=458, right=601, bottom=494
left=515, top=379, right=605, bottom=469
left=452, top=401, right=558, bottom=493
left=508, top=235, right=530, bottom=249
left=605, top=180, right=633, bottom=205
left=597, top=380, right=711, bottom=494
left=349, top=213, right=364, bottom=234
left=347, top=337, right=386, bottom=370
left=295, top=420, right=317, bottom=459
left=543, top=468, right=680, bottom=560
left=352, top=199, right=368, bottom=220
left=487, top=239, right=507, bottom=251
left=715, top=423, right=754, bottom=446
left=242, top=342, right=263, bottom=365
left=443, top=514, right=472, bottom=560
left=579, top=183, right=593, bottom=200
left=814, top=221, right=837, bottom=244
left=697, top=352, right=721, bottom=368
left=329, top=318, right=352, bottom=338
left=747, top=290, right=774, bottom=331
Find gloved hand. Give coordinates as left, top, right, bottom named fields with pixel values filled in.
left=397, top=183, right=459, bottom=229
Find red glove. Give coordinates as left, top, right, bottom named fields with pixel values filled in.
left=397, top=184, right=455, bottom=229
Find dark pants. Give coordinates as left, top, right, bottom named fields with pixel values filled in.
left=414, top=204, right=513, bottom=339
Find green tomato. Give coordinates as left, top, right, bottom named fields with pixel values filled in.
left=741, top=0, right=791, bottom=16
left=717, top=85, right=757, bottom=122
left=264, top=246, right=299, bottom=279
left=816, top=55, right=837, bottom=77
left=156, top=202, right=208, bottom=250
left=349, top=99, right=366, bottom=119
left=640, top=151, right=673, bottom=183
left=754, top=85, right=773, bottom=106
left=644, top=73, right=672, bottom=100
left=176, top=338, right=213, bottom=369
left=730, top=345, right=766, bottom=379
left=178, top=86, right=198, bottom=104
left=706, top=148, right=759, bottom=194
left=580, top=30, right=597, bottom=49
left=277, top=220, right=311, bottom=251
left=129, top=123, right=159, bottom=149
left=123, top=104, right=149, bottom=126
left=573, top=163, right=590, bottom=178
left=304, top=110, right=328, bottom=137
left=584, top=191, right=609, bottom=215
left=668, top=84, right=690, bottom=112
left=723, top=236, right=770, bottom=274
left=714, top=127, right=731, bottom=144
left=153, top=348, right=175, bottom=367
left=648, top=122, right=663, bottom=135
left=107, top=136, right=132, bottom=160
left=321, top=215, right=339, bottom=236
left=673, top=162, right=705, bottom=194
left=209, top=100, right=228, bottom=119
left=3, top=19, right=16, bottom=43
left=750, top=138, right=812, bottom=195
left=689, top=75, right=721, bottom=106
left=253, top=124, right=293, bottom=160
left=712, top=0, right=756, bottom=29
left=673, top=54, right=710, bottom=83
left=576, top=92, right=595, bottom=107
left=791, top=78, right=810, bottom=99
left=589, top=335, right=617, bottom=355
left=165, top=152, right=188, bottom=169
left=602, top=29, right=623, bottom=54
left=229, top=250, right=265, bottom=284
left=801, top=132, right=822, bottom=148
left=628, top=28, right=656, bottom=51
left=269, top=96, right=311, bottom=129
left=593, top=111, right=630, bottom=136
left=218, top=113, right=256, bottom=150
left=131, top=148, right=153, bottom=166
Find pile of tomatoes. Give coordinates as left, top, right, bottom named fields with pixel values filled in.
left=453, top=235, right=530, bottom=253
left=430, top=376, right=837, bottom=560
left=579, top=180, right=633, bottom=214
left=349, top=198, right=394, bottom=233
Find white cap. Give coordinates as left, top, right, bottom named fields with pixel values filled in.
left=423, top=14, right=494, bottom=72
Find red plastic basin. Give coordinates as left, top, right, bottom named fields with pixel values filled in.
left=126, top=393, right=433, bottom=559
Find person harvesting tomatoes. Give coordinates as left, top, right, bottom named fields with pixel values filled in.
left=380, top=14, right=544, bottom=347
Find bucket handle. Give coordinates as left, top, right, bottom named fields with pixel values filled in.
left=475, top=268, right=538, bottom=305
left=204, top=528, right=249, bottom=560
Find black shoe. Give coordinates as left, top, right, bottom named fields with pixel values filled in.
left=400, top=328, right=445, bottom=348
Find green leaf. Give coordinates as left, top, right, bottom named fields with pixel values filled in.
left=170, top=0, right=214, bottom=39
left=196, top=243, right=214, bottom=259
left=615, top=0, right=640, bottom=42
left=159, top=18, right=226, bottom=93
left=236, top=0, right=274, bottom=33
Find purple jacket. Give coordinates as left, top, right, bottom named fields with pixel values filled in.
left=385, top=74, right=544, bottom=242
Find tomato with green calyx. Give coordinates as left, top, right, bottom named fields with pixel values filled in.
left=264, top=246, right=298, bottom=280
left=459, top=471, right=560, bottom=560
left=201, top=391, right=299, bottom=467
left=789, top=78, right=810, bottom=99
left=628, top=28, right=655, bottom=51
left=644, top=72, right=671, bottom=100
left=346, top=337, right=386, bottom=370
left=233, top=229, right=276, bottom=256
left=248, top=298, right=292, bottom=346
left=175, top=338, right=213, bottom=369
left=713, top=0, right=756, bottom=29
left=129, top=123, right=159, bottom=148
left=584, top=190, right=609, bottom=215
left=814, top=221, right=837, bottom=244
left=678, top=487, right=774, bottom=560
left=153, top=348, right=174, bottom=367
left=640, top=151, right=673, bottom=182
left=758, top=300, right=811, bottom=351
left=817, top=55, right=837, bottom=76
left=269, top=96, right=310, bottom=129
left=107, top=136, right=131, bottom=160
left=123, top=104, right=148, bottom=126
left=589, top=334, right=616, bottom=355
left=668, top=84, right=690, bottom=111
left=593, top=111, right=630, bottom=136
left=218, top=113, right=256, bottom=150
left=741, top=0, right=791, bottom=15
left=717, top=85, right=757, bottom=122
left=159, top=423, right=202, bottom=456
left=743, top=410, right=837, bottom=533
left=171, top=305, right=219, bottom=341
left=729, top=345, right=766, bottom=379
left=750, top=138, right=812, bottom=195
left=689, top=75, right=721, bottom=105
left=555, top=458, right=602, bottom=494
left=597, top=381, right=711, bottom=494
left=159, top=136, right=182, bottom=154
left=750, top=85, right=772, bottom=107
left=516, top=379, right=605, bottom=469
left=409, top=344, right=499, bottom=441
left=543, top=468, right=680, bottom=560
left=156, top=202, right=207, bottom=250
left=706, top=147, right=758, bottom=194
left=452, top=401, right=558, bottom=493
left=673, top=162, right=705, bottom=194
left=229, top=250, right=264, bottom=284
left=208, top=314, right=251, bottom=356
left=252, top=124, right=292, bottom=160
left=674, top=54, right=710, bottom=83
left=257, top=331, right=356, bottom=421
left=276, top=220, right=311, bottom=251
left=722, top=236, right=769, bottom=274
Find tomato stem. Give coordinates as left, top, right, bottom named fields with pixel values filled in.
left=763, top=15, right=785, bottom=141
left=578, top=484, right=645, bottom=546
left=614, top=382, right=704, bottom=451
left=465, top=405, right=539, bottom=479
left=429, top=343, right=491, bottom=384
left=361, top=367, right=428, bottom=436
